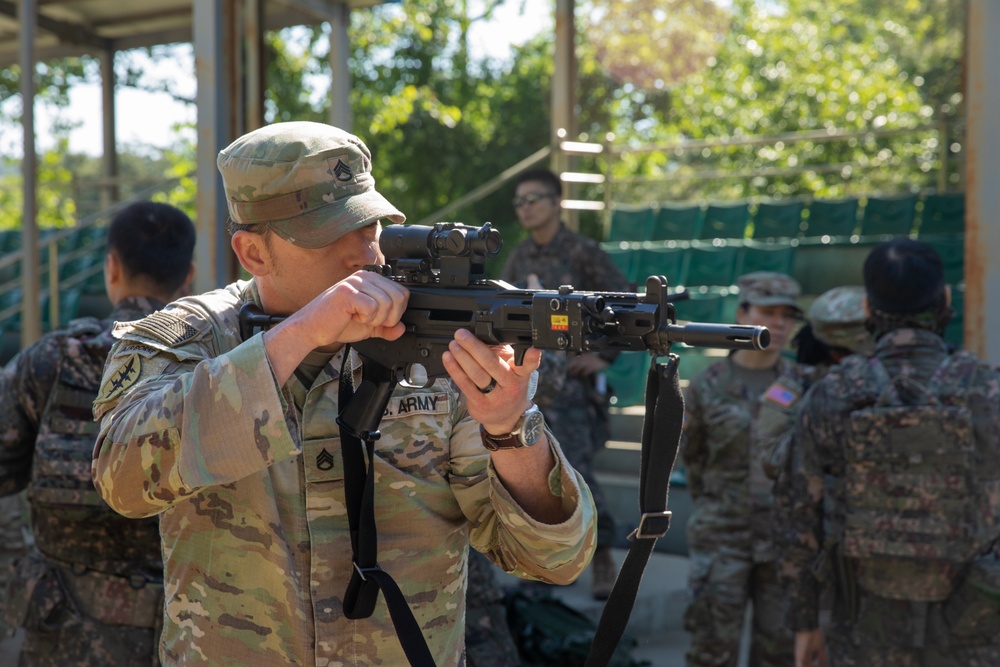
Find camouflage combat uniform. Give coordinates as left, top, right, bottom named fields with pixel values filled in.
left=781, top=328, right=1000, bottom=666
left=91, top=280, right=597, bottom=666
left=682, top=353, right=810, bottom=667
left=0, top=491, right=29, bottom=638
left=0, top=297, right=165, bottom=667
left=465, top=549, right=521, bottom=667
left=762, top=286, right=874, bottom=555
left=500, top=222, right=631, bottom=549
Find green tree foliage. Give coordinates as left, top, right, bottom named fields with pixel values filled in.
left=589, top=0, right=964, bottom=203
left=0, top=0, right=965, bottom=241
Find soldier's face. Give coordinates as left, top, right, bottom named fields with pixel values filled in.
left=738, top=304, right=801, bottom=350
left=514, top=180, right=561, bottom=232
left=259, top=222, right=383, bottom=314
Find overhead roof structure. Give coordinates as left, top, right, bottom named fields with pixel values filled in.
left=0, top=0, right=386, bottom=64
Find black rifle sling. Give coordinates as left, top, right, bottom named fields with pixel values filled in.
left=584, top=354, right=683, bottom=667
left=336, top=350, right=436, bottom=667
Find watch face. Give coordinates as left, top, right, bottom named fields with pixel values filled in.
left=521, top=410, right=545, bottom=446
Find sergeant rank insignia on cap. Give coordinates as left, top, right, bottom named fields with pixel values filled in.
left=97, top=353, right=142, bottom=402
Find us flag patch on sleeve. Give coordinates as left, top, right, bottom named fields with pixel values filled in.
left=763, top=381, right=798, bottom=408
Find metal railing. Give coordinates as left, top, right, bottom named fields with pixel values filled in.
left=0, top=176, right=186, bottom=341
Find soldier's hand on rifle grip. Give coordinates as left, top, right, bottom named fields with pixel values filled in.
left=442, top=328, right=540, bottom=435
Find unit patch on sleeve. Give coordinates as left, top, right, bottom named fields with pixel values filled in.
left=763, top=381, right=799, bottom=409
left=97, top=353, right=142, bottom=403
left=382, top=392, right=450, bottom=419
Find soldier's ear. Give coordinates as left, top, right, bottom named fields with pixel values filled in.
left=231, top=231, right=269, bottom=277
left=862, top=295, right=870, bottom=318
left=105, top=251, right=121, bottom=284
left=944, top=284, right=952, bottom=309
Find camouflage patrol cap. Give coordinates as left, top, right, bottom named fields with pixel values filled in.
left=808, top=285, right=875, bottom=355
left=217, top=121, right=405, bottom=248
left=737, top=271, right=802, bottom=311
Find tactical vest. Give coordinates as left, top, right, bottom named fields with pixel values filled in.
left=31, top=318, right=161, bottom=580
left=841, top=351, right=981, bottom=601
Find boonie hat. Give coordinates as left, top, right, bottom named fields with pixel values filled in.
left=737, top=271, right=802, bottom=312
left=808, top=285, right=875, bottom=355
left=217, top=121, right=405, bottom=248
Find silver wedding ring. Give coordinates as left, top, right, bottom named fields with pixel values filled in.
left=477, top=378, right=498, bottom=394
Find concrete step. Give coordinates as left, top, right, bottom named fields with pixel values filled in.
left=608, top=405, right=646, bottom=443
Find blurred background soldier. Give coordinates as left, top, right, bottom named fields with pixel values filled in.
left=756, top=286, right=875, bottom=642
left=681, top=271, right=807, bottom=667
left=783, top=238, right=1000, bottom=667
left=0, top=201, right=195, bottom=667
left=759, top=285, right=875, bottom=488
left=501, top=167, right=631, bottom=600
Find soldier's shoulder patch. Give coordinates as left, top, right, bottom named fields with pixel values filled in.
left=763, top=381, right=799, bottom=409
left=382, top=391, right=451, bottom=419
left=97, top=353, right=142, bottom=403
left=130, top=311, right=199, bottom=347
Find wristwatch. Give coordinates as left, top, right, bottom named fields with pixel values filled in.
left=480, top=404, right=546, bottom=451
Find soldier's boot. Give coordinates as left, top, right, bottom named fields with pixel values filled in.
left=590, top=546, right=616, bottom=601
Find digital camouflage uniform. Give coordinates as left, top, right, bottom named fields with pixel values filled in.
left=0, top=297, right=166, bottom=667
left=0, top=491, right=29, bottom=638
left=762, top=286, right=874, bottom=547
left=465, top=549, right=521, bottom=667
left=682, top=352, right=810, bottom=667
left=781, top=327, right=1000, bottom=666
left=500, top=222, right=631, bottom=549
left=91, top=280, right=597, bottom=666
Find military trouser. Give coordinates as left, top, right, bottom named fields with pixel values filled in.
left=465, top=549, right=521, bottom=667
left=4, top=551, right=163, bottom=667
left=684, top=551, right=793, bottom=667
left=0, top=492, right=30, bottom=638
left=827, top=629, right=1000, bottom=667
left=824, top=552, right=1000, bottom=666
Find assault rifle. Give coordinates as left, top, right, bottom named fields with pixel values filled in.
left=318, top=222, right=767, bottom=383
left=240, top=222, right=769, bottom=381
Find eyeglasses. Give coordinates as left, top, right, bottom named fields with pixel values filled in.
left=512, top=192, right=555, bottom=208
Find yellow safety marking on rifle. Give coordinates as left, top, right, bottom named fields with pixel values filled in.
left=550, top=315, right=569, bottom=331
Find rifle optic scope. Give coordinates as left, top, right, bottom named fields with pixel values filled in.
left=381, top=222, right=502, bottom=262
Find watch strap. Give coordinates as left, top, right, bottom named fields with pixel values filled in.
left=479, top=424, right=525, bottom=451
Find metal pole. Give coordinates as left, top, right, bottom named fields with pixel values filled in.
left=963, top=0, right=1000, bottom=363
left=244, top=0, right=264, bottom=132
left=936, top=106, right=948, bottom=193
left=19, top=0, right=41, bottom=347
left=552, top=0, right=576, bottom=230
left=194, top=0, right=235, bottom=291
left=100, top=47, right=119, bottom=209
left=328, top=2, right=352, bottom=131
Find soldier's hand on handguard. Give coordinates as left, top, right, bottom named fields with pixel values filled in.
left=263, top=270, right=409, bottom=385
left=442, top=328, right=540, bottom=433
left=274, top=270, right=409, bottom=349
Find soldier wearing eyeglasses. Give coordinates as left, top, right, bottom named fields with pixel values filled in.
left=499, top=168, right=631, bottom=601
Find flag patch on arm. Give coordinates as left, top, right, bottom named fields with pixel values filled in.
left=764, top=381, right=798, bottom=408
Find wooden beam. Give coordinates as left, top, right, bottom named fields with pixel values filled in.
left=0, top=0, right=111, bottom=50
